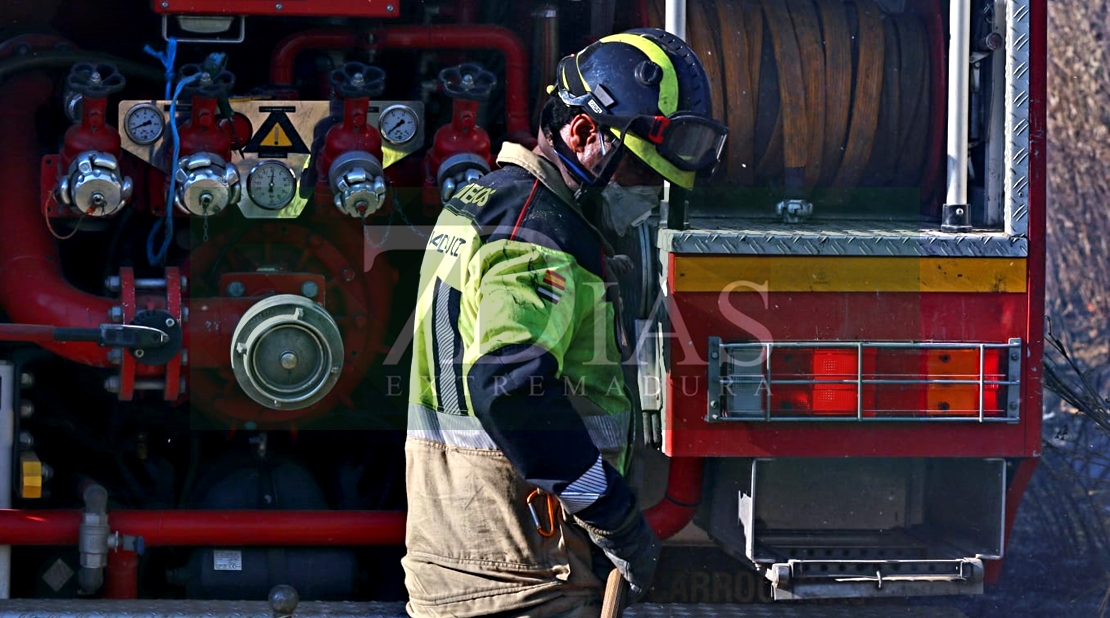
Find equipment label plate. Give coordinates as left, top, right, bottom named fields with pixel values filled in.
left=213, top=550, right=243, bottom=571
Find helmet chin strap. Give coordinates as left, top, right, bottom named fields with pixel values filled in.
left=547, top=126, right=627, bottom=204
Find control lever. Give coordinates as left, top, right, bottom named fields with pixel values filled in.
left=0, top=324, right=169, bottom=348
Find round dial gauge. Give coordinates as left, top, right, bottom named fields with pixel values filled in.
left=247, top=160, right=297, bottom=210
left=378, top=104, right=419, bottom=145
left=123, top=103, right=165, bottom=145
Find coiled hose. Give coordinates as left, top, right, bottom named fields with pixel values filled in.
left=648, top=0, right=933, bottom=196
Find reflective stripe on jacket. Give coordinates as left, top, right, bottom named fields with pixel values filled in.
left=403, top=143, right=632, bottom=617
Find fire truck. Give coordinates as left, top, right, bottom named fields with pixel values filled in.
left=0, top=0, right=1045, bottom=614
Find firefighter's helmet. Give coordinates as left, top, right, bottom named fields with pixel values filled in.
left=549, top=28, right=728, bottom=189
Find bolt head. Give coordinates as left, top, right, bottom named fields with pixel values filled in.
left=19, top=372, right=35, bottom=389
left=279, top=351, right=298, bottom=370
left=165, top=317, right=176, bottom=328
left=19, top=401, right=34, bottom=418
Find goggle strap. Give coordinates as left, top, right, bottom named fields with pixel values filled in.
left=645, top=116, right=670, bottom=145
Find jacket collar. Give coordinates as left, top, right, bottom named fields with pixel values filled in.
left=496, top=142, right=619, bottom=258
left=496, top=142, right=580, bottom=210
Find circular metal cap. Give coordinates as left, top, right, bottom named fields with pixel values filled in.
left=268, top=584, right=300, bottom=617
left=174, top=153, right=240, bottom=216
left=230, top=295, right=344, bottom=410
left=64, top=151, right=131, bottom=217
left=328, top=151, right=386, bottom=217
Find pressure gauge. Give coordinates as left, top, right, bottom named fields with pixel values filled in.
left=247, top=160, right=297, bottom=210
left=378, top=104, right=419, bottom=145
left=123, top=103, right=165, bottom=145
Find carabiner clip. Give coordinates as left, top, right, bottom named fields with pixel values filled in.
left=526, top=489, right=558, bottom=538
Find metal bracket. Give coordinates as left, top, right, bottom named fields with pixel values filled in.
left=706, top=337, right=722, bottom=421
left=1006, top=337, right=1022, bottom=419
left=776, top=199, right=813, bottom=223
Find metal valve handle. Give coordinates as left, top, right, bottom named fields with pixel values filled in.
left=66, top=62, right=126, bottom=99
left=178, top=63, right=236, bottom=99
left=438, top=63, right=497, bottom=102
left=329, top=62, right=386, bottom=99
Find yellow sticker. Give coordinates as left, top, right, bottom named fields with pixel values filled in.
left=262, top=123, right=293, bottom=148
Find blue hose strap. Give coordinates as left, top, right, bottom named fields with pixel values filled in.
left=146, top=72, right=201, bottom=265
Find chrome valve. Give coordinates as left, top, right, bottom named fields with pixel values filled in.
left=174, top=152, right=241, bottom=216
left=328, top=151, right=387, bottom=218
left=56, top=151, right=133, bottom=217
left=437, top=153, right=489, bottom=204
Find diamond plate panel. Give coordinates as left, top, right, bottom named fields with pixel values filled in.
left=660, top=220, right=1028, bottom=257
left=1004, top=1, right=1031, bottom=236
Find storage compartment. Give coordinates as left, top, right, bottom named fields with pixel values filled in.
left=698, top=457, right=1006, bottom=599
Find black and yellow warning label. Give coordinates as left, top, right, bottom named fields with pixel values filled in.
left=244, top=106, right=309, bottom=158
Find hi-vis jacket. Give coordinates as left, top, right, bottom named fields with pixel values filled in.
left=403, top=143, right=634, bottom=618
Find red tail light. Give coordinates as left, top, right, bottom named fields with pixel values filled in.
left=710, top=340, right=1020, bottom=422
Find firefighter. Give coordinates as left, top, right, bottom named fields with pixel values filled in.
left=404, top=28, right=727, bottom=618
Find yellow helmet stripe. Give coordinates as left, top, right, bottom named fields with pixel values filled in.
left=598, top=33, right=679, bottom=115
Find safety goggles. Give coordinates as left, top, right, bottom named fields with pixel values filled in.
left=607, top=112, right=729, bottom=172
left=559, top=83, right=728, bottom=173
left=553, top=74, right=728, bottom=183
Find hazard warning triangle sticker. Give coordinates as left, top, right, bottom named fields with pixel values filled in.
left=244, top=106, right=309, bottom=158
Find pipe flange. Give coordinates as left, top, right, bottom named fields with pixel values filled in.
left=328, top=151, right=386, bottom=217
left=57, top=151, right=133, bottom=217
left=436, top=152, right=490, bottom=204
left=230, top=294, right=344, bottom=410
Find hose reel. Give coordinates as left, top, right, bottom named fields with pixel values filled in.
left=648, top=0, right=935, bottom=199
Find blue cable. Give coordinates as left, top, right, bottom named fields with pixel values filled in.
left=143, top=39, right=177, bottom=100
left=146, top=72, right=201, bottom=265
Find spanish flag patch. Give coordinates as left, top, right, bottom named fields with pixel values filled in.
left=537, top=270, right=566, bottom=304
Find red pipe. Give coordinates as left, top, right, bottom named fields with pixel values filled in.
left=644, top=457, right=705, bottom=540
left=4, top=458, right=694, bottom=544
left=0, top=75, right=114, bottom=367
left=270, top=26, right=533, bottom=143
left=378, top=26, right=531, bottom=143
left=0, top=510, right=406, bottom=546
left=270, top=29, right=360, bottom=87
